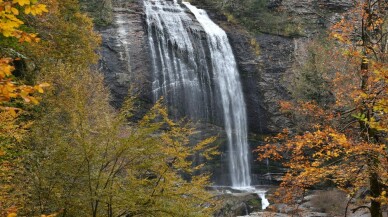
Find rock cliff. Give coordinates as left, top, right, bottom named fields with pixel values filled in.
left=98, top=0, right=152, bottom=112
left=98, top=0, right=351, bottom=133
left=189, top=0, right=352, bottom=133
left=97, top=0, right=351, bottom=184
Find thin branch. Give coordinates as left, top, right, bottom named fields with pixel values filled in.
left=352, top=205, right=371, bottom=213
left=345, top=165, right=365, bottom=217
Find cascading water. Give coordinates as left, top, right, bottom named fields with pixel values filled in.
left=183, top=2, right=251, bottom=187
left=144, top=0, right=216, bottom=122
left=144, top=0, right=251, bottom=187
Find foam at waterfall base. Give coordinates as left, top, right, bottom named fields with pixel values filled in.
left=211, top=185, right=270, bottom=210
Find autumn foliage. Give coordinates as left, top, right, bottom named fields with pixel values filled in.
left=0, top=1, right=49, bottom=216
left=257, top=0, right=387, bottom=216
left=1, top=0, right=219, bottom=216
left=0, top=0, right=49, bottom=109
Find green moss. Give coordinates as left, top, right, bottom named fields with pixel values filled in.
left=79, top=0, right=113, bottom=26
left=247, top=197, right=262, bottom=209
left=193, top=0, right=307, bottom=37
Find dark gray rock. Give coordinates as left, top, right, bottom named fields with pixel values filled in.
left=214, top=192, right=262, bottom=217
left=98, top=0, right=153, bottom=113
left=189, top=0, right=352, bottom=133
left=201, top=13, right=294, bottom=134
left=225, top=28, right=271, bottom=135
left=270, top=0, right=353, bottom=36
left=97, top=0, right=352, bottom=184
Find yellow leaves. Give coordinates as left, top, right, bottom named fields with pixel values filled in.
left=6, top=212, right=57, bottom=217
left=0, top=58, right=50, bottom=106
left=0, top=1, right=49, bottom=109
left=35, top=82, right=50, bottom=93
left=0, top=58, right=14, bottom=78
left=13, top=0, right=30, bottom=6
left=194, top=136, right=218, bottom=160
left=24, top=4, right=48, bottom=15
left=331, top=33, right=345, bottom=42
left=362, top=56, right=369, bottom=64
left=40, top=214, right=57, bottom=217
left=0, top=0, right=47, bottom=40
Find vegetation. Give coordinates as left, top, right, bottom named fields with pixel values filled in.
left=1, top=1, right=49, bottom=215
left=257, top=0, right=387, bottom=216
left=0, top=0, right=218, bottom=216
left=78, top=0, right=113, bottom=26
left=1, top=0, right=386, bottom=216
left=191, top=0, right=305, bottom=36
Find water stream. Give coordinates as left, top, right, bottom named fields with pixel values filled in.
left=145, top=0, right=253, bottom=188
left=143, top=0, right=270, bottom=210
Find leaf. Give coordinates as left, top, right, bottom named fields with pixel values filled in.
left=13, top=0, right=30, bottom=6
left=11, top=7, right=19, bottom=15
left=24, top=6, right=31, bottom=14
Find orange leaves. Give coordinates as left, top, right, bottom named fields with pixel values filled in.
left=330, top=16, right=356, bottom=45
left=0, top=58, right=14, bottom=78
left=0, top=58, right=50, bottom=106
left=261, top=0, right=388, bottom=207
left=255, top=144, right=283, bottom=161
left=257, top=121, right=388, bottom=203
left=278, top=100, right=293, bottom=112
left=0, top=0, right=50, bottom=108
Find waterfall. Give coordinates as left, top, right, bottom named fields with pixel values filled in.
left=257, top=191, right=270, bottom=210
left=144, top=0, right=215, bottom=121
left=144, top=0, right=251, bottom=187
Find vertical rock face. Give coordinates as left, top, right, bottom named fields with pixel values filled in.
left=222, top=25, right=294, bottom=134
left=98, top=0, right=353, bottom=129
left=98, top=0, right=152, bottom=110
left=191, top=0, right=353, bottom=133
left=97, top=0, right=352, bottom=182
left=144, top=0, right=252, bottom=187
left=270, top=0, right=353, bottom=35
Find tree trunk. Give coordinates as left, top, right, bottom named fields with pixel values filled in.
left=369, top=170, right=382, bottom=217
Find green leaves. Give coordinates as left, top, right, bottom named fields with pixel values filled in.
left=352, top=112, right=367, bottom=122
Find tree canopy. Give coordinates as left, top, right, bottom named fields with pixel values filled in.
left=0, top=0, right=218, bottom=216
left=257, top=0, right=387, bottom=216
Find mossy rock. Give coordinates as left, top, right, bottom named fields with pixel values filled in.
left=214, top=192, right=262, bottom=217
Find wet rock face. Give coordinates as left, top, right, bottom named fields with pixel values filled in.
left=214, top=192, right=262, bottom=217
left=275, top=0, right=353, bottom=12
left=270, top=0, right=353, bottom=35
left=191, top=0, right=352, bottom=133
left=98, top=0, right=153, bottom=110
left=98, top=0, right=351, bottom=133
left=97, top=0, right=297, bottom=134
left=223, top=27, right=271, bottom=134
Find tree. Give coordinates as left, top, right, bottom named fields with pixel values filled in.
left=257, top=0, right=387, bottom=216
left=0, top=0, right=48, bottom=107
left=0, top=0, right=219, bottom=215
left=0, top=1, right=49, bottom=215
left=22, top=64, right=217, bottom=216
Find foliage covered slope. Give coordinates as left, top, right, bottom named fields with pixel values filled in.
left=0, top=0, right=218, bottom=216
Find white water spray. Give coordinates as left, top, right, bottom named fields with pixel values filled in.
left=144, top=0, right=270, bottom=210
left=183, top=1, right=251, bottom=188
